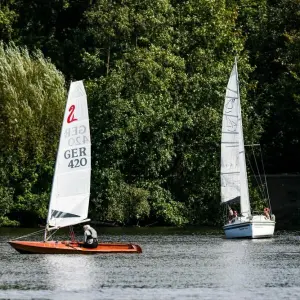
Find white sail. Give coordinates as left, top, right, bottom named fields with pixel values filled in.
left=221, top=60, right=251, bottom=216
left=47, top=81, right=91, bottom=229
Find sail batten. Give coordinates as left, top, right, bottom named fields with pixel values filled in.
left=47, top=81, right=91, bottom=228
left=221, top=171, right=240, bottom=175
left=221, top=59, right=251, bottom=216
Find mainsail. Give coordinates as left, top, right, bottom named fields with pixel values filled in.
left=47, top=81, right=91, bottom=229
left=220, top=60, right=251, bottom=216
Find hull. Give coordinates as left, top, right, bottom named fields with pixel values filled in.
left=223, top=215, right=275, bottom=239
left=8, top=240, right=142, bottom=254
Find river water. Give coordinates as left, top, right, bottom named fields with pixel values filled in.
left=0, top=228, right=300, bottom=299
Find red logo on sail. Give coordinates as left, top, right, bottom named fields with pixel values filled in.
left=67, top=105, right=78, bottom=123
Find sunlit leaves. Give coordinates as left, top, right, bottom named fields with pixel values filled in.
left=0, top=42, right=65, bottom=225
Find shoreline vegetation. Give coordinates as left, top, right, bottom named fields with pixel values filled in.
left=1, top=1, right=300, bottom=228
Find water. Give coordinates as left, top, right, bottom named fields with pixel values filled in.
left=1, top=228, right=300, bottom=299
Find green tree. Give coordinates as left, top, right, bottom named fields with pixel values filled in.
left=0, top=42, right=65, bottom=225
left=11, top=0, right=91, bottom=79
left=167, top=0, right=258, bottom=224
left=0, top=0, right=284, bottom=227
left=0, top=0, right=18, bottom=42
left=241, top=0, right=300, bottom=173
left=84, top=0, right=190, bottom=225
left=85, top=0, right=258, bottom=226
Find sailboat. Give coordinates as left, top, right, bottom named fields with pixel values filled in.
left=221, top=59, right=275, bottom=239
left=9, top=81, right=142, bottom=254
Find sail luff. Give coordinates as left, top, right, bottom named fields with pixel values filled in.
left=44, top=91, right=68, bottom=239
left=46, top=83, right=71, bottom=226
left=235, top=59, right=251, bottom=216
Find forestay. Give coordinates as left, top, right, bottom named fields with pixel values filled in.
left=220, top=60, right=251, bottom=216
left=47, top=81, right=91, bottom=229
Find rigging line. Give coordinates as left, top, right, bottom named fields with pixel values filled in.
left=246, top=147, right=265, bottom=200
left=46, top=229, right=59, bottom=241
left=249, top=146, right=266, bottom=200
left=69, top=226, right=76, bottom=242
left=251, top=144, right=267, bottom=201
left=247, top=145, right=264, bottom=200
left=259, top=144, right=272, bottom=213
left=13, top=229, right=45, bottom=240
left=222, top=204, right=227, bottom=225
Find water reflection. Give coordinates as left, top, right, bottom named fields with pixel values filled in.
left=40, top=255, right=99, bottom=291
left=213, top=239, right=253, bottom=288
left=212, top=237, right=300, bottom=290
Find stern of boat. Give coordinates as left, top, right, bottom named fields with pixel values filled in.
left=251, top=215, right=275, bottom=238
left=133, top=244, right=142, bottom=253
left=224, top=214, right=275, bottom=239
left=8, top=241, right=32, bottom=254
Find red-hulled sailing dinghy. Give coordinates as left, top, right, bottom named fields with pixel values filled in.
left=8, top=81, right=142, bottom=254
left=8, top=240, right=142, bottom=254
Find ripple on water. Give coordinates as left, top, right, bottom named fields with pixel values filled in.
left=1, top=230, right=300, bottom=299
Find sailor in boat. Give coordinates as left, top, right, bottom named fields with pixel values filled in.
left=229, top=210, right=238, bottom=223
left=228, top=206, right=234, bottom=223
left=264, top=207, right=270, bottom=219
left=83, top=225, right=98, bottom=248
left=233, top=210, right=238, bottom=218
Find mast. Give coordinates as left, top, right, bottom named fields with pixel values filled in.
left=235, top=58, right=251, bottom=216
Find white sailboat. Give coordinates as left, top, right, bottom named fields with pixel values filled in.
left=221, top=59, right=275, bottom=239
left=46, top=80, right=92, bottom=233
left=9, top=81, right=142, bottom=253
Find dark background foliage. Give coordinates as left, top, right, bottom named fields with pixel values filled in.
left=0, top=0, right=299, bottom=227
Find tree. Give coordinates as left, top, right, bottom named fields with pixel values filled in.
left=0, top=42, right=66, bottom=225
left=166, top=0, right=258, bottom=224
left=242, top=0, right=300, bottom=173
left=0, top=0, right=18, bottom=42
left=85, top=0, right=255, bottom=226
left=12, top=0, right=91, bottom=79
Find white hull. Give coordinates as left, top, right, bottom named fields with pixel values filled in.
left=224, top=215, right=275, bottom=239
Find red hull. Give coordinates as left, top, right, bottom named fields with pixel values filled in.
left=8, top=240, right=142, bottom=254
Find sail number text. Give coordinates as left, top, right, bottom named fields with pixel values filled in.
left=64, top=125, right=89, bottom=146
left=64, top=147, right=87, bottom=168
left=64, top=125, right=89, bottom=169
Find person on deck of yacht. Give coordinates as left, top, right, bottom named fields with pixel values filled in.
left=228, top=206, right=234, bottom=223
left=83, top=224, right=98, bottom=248
left=263, top=207, right=270, bottom=219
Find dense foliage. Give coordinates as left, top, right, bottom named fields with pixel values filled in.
left=0, top=42, right=65, bottom=226
left=0, top=0, right=299, bottom=227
